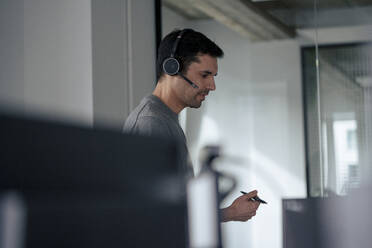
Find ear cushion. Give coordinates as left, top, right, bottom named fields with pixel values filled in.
left=163, top=57, right=180, bottom=76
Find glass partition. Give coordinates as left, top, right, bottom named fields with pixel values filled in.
left=305, top=1, right=372, bottom=197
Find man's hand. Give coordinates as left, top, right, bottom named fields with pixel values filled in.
left=221, top=190, right=260, bottom=222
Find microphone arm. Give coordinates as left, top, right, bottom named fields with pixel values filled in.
left=178, top=73, right=199, bottom=89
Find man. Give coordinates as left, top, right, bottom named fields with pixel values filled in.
left=123, top=29, right=260, bottom=222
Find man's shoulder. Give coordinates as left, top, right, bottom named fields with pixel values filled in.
left=125, top=97, right=165, bottom=124
left=123, top=105, right=171, bottom=137
left=133, top=95, right=166, bottom=117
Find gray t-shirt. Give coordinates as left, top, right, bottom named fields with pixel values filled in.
left=123, top=94, right=191, bottom=174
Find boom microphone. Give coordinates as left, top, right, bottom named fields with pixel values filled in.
left=178, top=73, right=199, bottom=89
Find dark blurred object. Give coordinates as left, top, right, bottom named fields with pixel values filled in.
left=282, top=198, right=325, bottom=248
left=0, top=114, right=187, bottom=248
left=320, top=185, right=372, bottom=248
left=283, top=186, right=372, bottom=248
left=199, top=145, right=237, bottom=202
left=0, top=192, right=25, bottom=248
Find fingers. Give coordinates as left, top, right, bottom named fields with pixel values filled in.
left=248, top=201, right=260, bottom=212
left=242, top=190, right=258, bottom=199
left=229, top=191, right=262, bottom=222
left=252, top=201, right=260, bottom=209
left=240, top=211, right=257, bottom=222
left=246, top=199, right=260, bottom=211
left=248, top=210, right=257, bottom=219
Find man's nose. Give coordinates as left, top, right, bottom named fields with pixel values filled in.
left=207, top=78, right=216, bottom=91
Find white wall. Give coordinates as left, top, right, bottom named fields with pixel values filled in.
left=0, top=0, right=93, bottom=125
left=190, top=20, right=307, bottom=248
left=162, top=6, right=189, bottom=35
left=93, top=0, right=156, bottom=129
left=0, top=0, right=24, bottom=110
left=24, top=0, right=93, bottom=125
left=0, top=0, right=156, bottom=128
left=91, top=0, right=128, bottom=128
left=129, top=0, right=156, bottom=115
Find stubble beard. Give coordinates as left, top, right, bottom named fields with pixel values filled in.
left=188, top=98, right=202, bottom=109
left=187, top=90, right=209, bottom=109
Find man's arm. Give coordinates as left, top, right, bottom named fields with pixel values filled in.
left=220, top=190, right=260, bottom=222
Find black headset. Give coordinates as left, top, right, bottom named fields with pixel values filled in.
left=162, top=29, right=199, bottom=89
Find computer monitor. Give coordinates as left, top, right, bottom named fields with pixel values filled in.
left=0, top=114, right=187, bottom=248
left=282, top=198, right=324, bottom=248
left=283, top=191, right=372, bottom=248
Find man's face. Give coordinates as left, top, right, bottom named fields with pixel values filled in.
left=178, top=54, right=218, bottom=108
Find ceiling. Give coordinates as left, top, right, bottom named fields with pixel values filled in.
left=162, top=0, right=372, bottom=40
left=252, top=0, right=372, bottom=10
left=163, top=0, right=372, bottom=19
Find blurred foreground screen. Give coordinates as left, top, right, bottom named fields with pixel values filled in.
left=0, top=114, right=187, bottom=248
left=283, top=186, right=372, bottom=248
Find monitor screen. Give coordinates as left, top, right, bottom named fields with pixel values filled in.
left=283, top=192, right=372, bottom=248
left=282, top=198, right=323, bottom=248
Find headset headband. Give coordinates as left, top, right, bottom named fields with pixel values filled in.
left=170, top=29, right=187, bottom=57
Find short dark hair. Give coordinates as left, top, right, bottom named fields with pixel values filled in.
left=156, top=28, right=224, bottom=81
